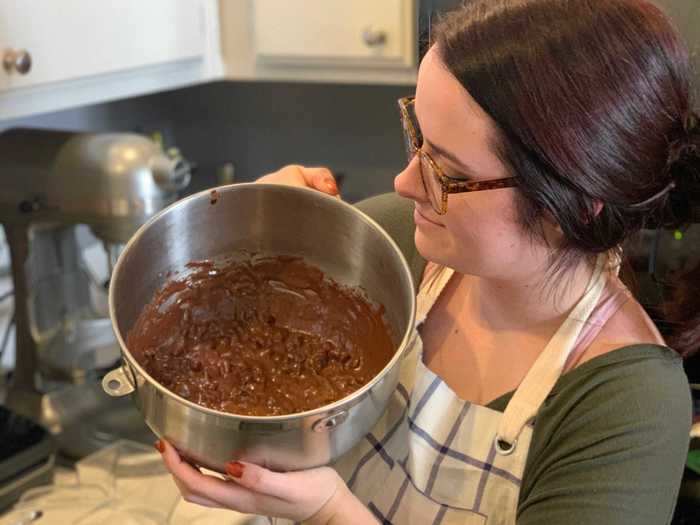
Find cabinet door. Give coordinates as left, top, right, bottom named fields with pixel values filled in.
left=0, top=0, right=205, bottom=91
left=253, top=0, right=414, bottom=68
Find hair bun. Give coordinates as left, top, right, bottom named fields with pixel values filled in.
left=665, top=112, right=698, bottom=168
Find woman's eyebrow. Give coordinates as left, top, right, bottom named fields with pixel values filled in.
left=424, top=138, right=480, bottom=178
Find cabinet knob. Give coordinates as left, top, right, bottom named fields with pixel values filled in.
left=3, top=49, right=32, bottom=75
left=362, top=27, right=387, bottom=47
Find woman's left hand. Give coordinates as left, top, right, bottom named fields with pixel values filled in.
left=157, top=439, right=350, bottom=523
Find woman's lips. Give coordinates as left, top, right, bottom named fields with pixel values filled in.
left=414, top=207, right=443, bottom=227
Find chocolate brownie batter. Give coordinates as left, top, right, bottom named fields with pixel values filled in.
left=127, top=255, right=395, bottom=416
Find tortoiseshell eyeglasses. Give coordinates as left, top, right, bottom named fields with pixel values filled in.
left=398, top=96, right=518, bottom=215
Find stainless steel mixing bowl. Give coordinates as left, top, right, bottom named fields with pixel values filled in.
left=102, top=183, right=416, bottom=472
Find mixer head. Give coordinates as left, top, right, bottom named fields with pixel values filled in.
left=0, top=128, right=191, bottom=244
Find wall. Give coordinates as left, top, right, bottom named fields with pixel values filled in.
left=656, top=0, right=700, bottom=99
left=0, top=80, right=410, bottom=203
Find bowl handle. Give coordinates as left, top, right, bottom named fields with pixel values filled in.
left=312, top=411, right=348, bottom=433
left=102, top=366, right=136, bottom=397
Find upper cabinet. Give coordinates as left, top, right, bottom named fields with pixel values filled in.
left=0, top=0, right=223, bottom=120
left=0, top=1, right=417, bottom=121
left=221, top=0, right=417, bottom=86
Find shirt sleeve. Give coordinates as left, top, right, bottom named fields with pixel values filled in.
left=354, top=192, right=426, bottom=290
left=517, top=348, right=692, bottom=525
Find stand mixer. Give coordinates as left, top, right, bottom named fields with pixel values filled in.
left=0, top=127, right=191, bottom=454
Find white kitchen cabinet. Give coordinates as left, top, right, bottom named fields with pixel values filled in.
left=221, top=0, right=417, bottom=86
left=253, top=0, right=412, bottom=67
left=0, top=0, right=223, bottom=120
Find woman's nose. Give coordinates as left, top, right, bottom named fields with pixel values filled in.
left=394, top=154, right=427, bottom=201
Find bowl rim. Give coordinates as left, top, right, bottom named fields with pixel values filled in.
left=109, top=182, right=417, bottom=422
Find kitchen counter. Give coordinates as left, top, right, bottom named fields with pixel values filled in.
left=0, top=441, right=266, bottom=525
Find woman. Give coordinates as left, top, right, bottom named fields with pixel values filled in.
left=156, top=0, right=700, bottom=523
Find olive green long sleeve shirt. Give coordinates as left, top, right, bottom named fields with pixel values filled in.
left=355, top=192, right=692, bottom=525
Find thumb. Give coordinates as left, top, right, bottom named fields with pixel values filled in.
left=225, top=461, right=293, bottom=499
left=225, top=462, right=340, bottom=505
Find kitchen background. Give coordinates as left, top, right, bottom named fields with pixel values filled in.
left=0, top=0, right=421, bottom=374
left=0, top=3, right=423, bottom=522
left=0, top=0, right=697, bottom=368
left=0, top=0, right=699, bottom=523
left=0, top=80, right=409, bottom=203
left=0, top=80, right=410, bottom=371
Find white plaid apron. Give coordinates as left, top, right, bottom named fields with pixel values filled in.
left=275, top=255, right=608, bottom=525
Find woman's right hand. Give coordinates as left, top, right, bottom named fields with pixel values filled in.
left=256, top=165, right=340, bottom=197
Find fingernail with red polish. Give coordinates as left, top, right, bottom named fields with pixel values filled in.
left=326, top=181, right=337, bottom=194
left=226, top=461, right=245, bottom=478
left=154, top=439, right=164, bottom=453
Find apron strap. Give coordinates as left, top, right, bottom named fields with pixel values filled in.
left=495, top=254, right=609, bottom=451
left=415, top=263, right=455, bottom=326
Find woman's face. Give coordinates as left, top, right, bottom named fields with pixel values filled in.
left=394, top=47, right=555, bottom=281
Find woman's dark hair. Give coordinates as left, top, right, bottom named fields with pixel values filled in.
left=434, top=0, right=700, bottom=357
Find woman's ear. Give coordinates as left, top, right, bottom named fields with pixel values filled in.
left=541, top=209, right=561, bottom=230
left=540, top=200, right=603, bottom=247
left=540, top=211, right=565, bottom=247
